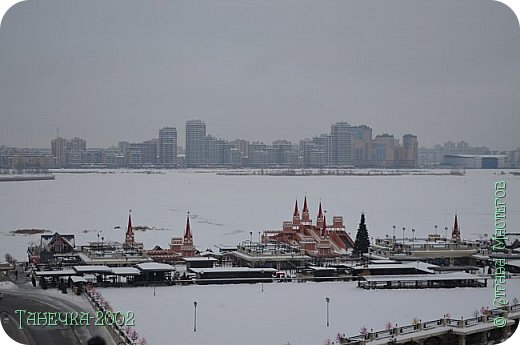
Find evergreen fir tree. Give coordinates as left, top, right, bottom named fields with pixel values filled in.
left=353, top=213, right=370, bottom=257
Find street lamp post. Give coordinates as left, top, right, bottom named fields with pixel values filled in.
left=325, top=297, right=330, bottom=327
left=153, top=272, right=156, bottom=296
left=402, top=227, right=406, bottom=246
left=445, top=227, right=448, bottom=241
left=193, top=301, right=198, bottom=332
left=392, top=225, right=396, bottom=240
left=412, top=229, right=415, bottom=243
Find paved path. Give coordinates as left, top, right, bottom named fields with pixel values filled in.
left=1, top=269, right=117, bottom=345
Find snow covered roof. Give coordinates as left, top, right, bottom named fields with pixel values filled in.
left=183, top=257, right=218, bottom=262
left=41, top=232, right=75, bottom=248
left=74, top=265, right=112, bottom=273
left=231, top=250, right=311, bottom=261
left=370, top=259, right=398, bottom=264
left=430, top=266, right=479, bottom=272
left=199, top=251, right=221, bottom=257
left=308, top=266, right=336, bottom=271
left=35, top=269, right=76, bottom=276
left=190, top=267, right=277, bottom=274
left=362, top=272, right=482, bottom=282
left=70, top=276, right=87, bottom=283
left=110, top=267, right=141, bottom=275
left=83, top=274, right=97, bottom=282
left=353, top=262, right=436, bottom=273
left=353, top=264, right=417, bottom=270
left=136, top=262, right=176, bottom=271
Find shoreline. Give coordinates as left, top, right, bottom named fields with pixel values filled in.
left=0, top=175, right=55, bottom=182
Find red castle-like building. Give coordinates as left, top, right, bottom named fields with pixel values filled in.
left=146, top=213, right=197, bottom=262
left=262, top=197, right=355, bottom=257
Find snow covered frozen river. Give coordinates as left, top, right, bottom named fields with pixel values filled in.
left=1, top=169, right=519, bottom=261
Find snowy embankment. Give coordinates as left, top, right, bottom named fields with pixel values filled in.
left=101, top=278, right=520, bottom=345
left=86, top=285, right=149, bottom=345
left=0, top=281, right=17, bottom=289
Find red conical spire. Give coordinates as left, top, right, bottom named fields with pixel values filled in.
left=127, top=213, right=132, bottom=234
left=452, top=214, right=460, bottom=242
left=316, top=201, right=325, bottom=229
left=321, top=215, right=327, bottom=237
left=184, top=212, right=192, bottom=242
left=301, top=196, right=311, bottom=223
left=293, top=200, right=299, bottom=217
left=125, top=210, right=135, bottom=246
left=292, top=199, right=301, bottom=227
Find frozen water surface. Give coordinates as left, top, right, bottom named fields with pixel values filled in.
left=1, top=169, right=518, bottom=260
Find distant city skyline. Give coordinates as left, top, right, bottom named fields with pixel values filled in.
left=0, top=119, right=514, bottom=152
left=4, top=118, right=519, bottom=170
left=0, top=118, right=516, bottom=154
left=1, top=1, right=519, bottom=150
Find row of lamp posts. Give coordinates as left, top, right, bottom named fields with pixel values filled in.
left=186, top=298, right=332, bottom=333
left=392, top=224, right=450, bottom=245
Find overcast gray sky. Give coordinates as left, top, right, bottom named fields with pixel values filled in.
left=0, top=0, right=519, bottom=150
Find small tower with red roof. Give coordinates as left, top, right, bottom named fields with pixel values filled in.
left=125, top=210, right=135, bottom=247
left=316, top=202, right=324, bottom=229
left=301, top=196, right=311, bottom=226
left=320, top=215, right=328, bottom=238
left=182, top=212, right=196, bottom=257
left=452, top=214, right=461, bottom=242
left=292, top=200, right=301, bottom=230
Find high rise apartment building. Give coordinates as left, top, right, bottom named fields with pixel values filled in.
left=185, top=120, right=206, bottom=168
left=159, top=127, right=177, bottom=167
left=330, top=122, right=353, bottom=166
left=402, top=134, right=418, bottom=168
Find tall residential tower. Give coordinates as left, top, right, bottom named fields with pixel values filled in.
left=185, top=120, right=206, bottom=167
left=159, top=127, right=177, bottom=167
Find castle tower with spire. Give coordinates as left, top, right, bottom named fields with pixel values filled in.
left=320, top=215, right=327, bottom=238
left=452, top=214, right=461, bottom=242
left=316, top=202, right=324, bottom=229
left=182, top=213, right=196, bottom=257
left=292, top=200, right=301, bottom=230
left=301, top=196, right=311, bottom=226
left=318, top=215, right=333, bottom=256
left=125, top=210, right=135, bottom=247
left=123, top=210, right=143, bottom=250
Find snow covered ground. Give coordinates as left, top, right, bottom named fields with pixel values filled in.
left=101, top=279, right=520, bottom=345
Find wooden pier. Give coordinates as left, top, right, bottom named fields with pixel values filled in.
left=339, top=304, right=520, bottom=345
left=358, top=272, right=487, bottom=290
